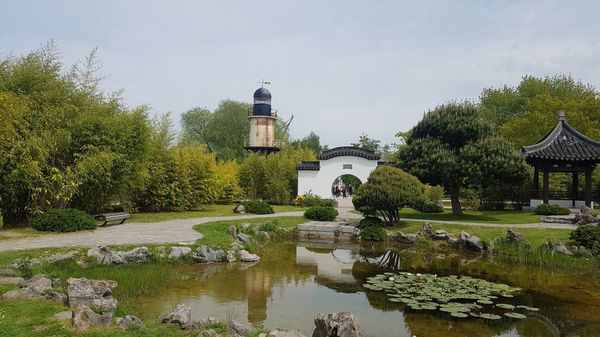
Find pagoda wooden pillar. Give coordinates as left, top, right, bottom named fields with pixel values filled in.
left=585, top=167, right=592, bottom=207
left=533, top=166, right=540, bottom=197
left=542, top=168, right=550, bottom=204
left=572, top=172, right=579, bottom=207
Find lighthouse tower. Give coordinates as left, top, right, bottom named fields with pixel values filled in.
left=245, top=84, right=279, bottom=154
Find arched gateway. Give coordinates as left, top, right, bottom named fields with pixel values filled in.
left=297, top=146, right=386, bottom=199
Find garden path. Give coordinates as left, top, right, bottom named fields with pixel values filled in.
left=0, top=209, right=576, bottom=252
left=0, top=212, right=304, bottom=252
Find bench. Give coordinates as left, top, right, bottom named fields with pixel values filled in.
left=95, top=212, right=130, bottom=226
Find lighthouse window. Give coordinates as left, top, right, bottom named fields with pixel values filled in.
left=343, top=164, right=352, bottom=170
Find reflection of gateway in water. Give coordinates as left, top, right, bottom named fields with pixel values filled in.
left=295, top=242, right=361, bottom=286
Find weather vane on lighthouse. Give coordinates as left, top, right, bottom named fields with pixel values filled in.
left=257, top=79, right=271, bottom=88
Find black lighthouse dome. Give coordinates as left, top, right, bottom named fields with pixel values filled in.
left=252, top=87, right=272, bottom=116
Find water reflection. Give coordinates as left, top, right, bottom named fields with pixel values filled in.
left=133, top=242, right=600, bottom=337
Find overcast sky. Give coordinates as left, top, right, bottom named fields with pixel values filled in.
left=2, top=1, right=599, bottom=147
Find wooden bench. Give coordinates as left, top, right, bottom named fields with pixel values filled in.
left=95, top=212, right=130, bottom=226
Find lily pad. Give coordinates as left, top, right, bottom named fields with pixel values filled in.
left=450, top=312, right=469, bottom=318
left=496, top=303, right=515, bottom=310
left=504, top=312, right=527, bottom=319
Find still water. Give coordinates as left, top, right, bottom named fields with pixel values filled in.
left=134, top=242, right=600, bottom=337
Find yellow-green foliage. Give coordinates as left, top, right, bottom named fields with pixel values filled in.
left=425, top=185, right=444, bottom=202
left=215, top=160, right=243, bottom=202
left=239, top=147, right=316, bottom=204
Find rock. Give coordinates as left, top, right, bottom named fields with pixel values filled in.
left=269, top=329, right=307, bottom=337
left=240, top=223, right=252, bottom=231
left=228, top=225, right=238, bottom=238
left=0, top=276, right=26, bottom=286
left=183, top=316, right=218, bottom=330
left=313, top=312, right=361, bottom=337
left=194, top=246, right=225, bottom=263
left=574, top=207, right=597, bottom=225
left=67, top=277, right=118, bottom=313
left=0, top=268, right=16, bottom=277
left=395, top=232, right=419, bottom=244
left=51, top=277, right=62, bottom=289
left=202, top=328, right=217, bottom=337
left=226, top=250, right=237, bottom=262
left=576, top=245, right=593, bottom=257
left=2, top=287, right=36, bottom=300
left=87, top=246, right=114, bottom=264
left=234, top=204, right=246, bottom=214
left=230, top=241, right=243, bottom=252
left=47, top=290, right=68, bottom=305
left=540, top=215, right=575, bottom=224
left=458, top=231, right=484, bottom=252
left=53, top=311, right=72, bottom=320
left=45, top=250, right=79, bottom=264
left=433, top=230, right=451, bottom=240
left=239, top=250, right=261, bottom=262
left=505, top=229, right=526, bottom=244
left=581, top=205, right=593, bottom=215
left=122, top=247, right=151, bottom=263
left=72, top=305, right=112, bottom=331
left=544, top=242, right=573, bottom=256
left=420, top=223, right=433, bottom=236
left=116, top=315, right=145, bottom=330
left=237, top=233, right=252, bottom=243
left=169, top=246, right=192, bottom=259
left=229, top=320, right=252, bottom=336
left=29, top=274, right=52, bottom=293
left=161, top=303, right=192, bottom=327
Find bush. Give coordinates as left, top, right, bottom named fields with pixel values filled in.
left=294, top=193, right=338, bottom=208
left=32, top=208, right=96, bottom=232
left=304, top=206, right=338, bottom=221
left=258, top=220, right=279, bottom=233
left=417, top=201, right=444, bottom=213
left=535, top=204, right=570, bottom=215
left=352, top=166, right=425, bottom=225
left=236, top=200, right=274, bottom=214
left=359, top=218, right=387, bottom=241
left=570, top=225, right=600, bottom=255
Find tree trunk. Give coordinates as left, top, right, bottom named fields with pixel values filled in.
left=450, top=188, right=463, bottom=215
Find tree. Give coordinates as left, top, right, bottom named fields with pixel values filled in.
left=352, top=133, right=381, bottom=152
left=291, top=131, right=323, bottom=153
left=0, top=43, right=152, bottom=224
left=352, top=166, right=425, bottom=225
left=480, top=74, right=600, bottom=147
left=398, top=101, right=529, bottom=215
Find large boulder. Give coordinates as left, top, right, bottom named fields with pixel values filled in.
left=433, top=230, right=451, bottom=240
left=543, top=242, right=573, bottom=256
left=0, top=276, right=26, bottom=286
left=116, top=315, right=145, bottom=330
left=12, top=250, right=79, bottom=268
left=87, top=246, right=151, bottom=265
left=229, top=320, right=252, bottom=336
left=2, top=274, right=66, bottom=304
left=505, top=229, right=526, bottom=245
left=234, top=205, right=246, bottom=214
left=236, top=233, right=252, bottom=244
left=67, top=277, right=118, bottom=313
left=161, top=303, right=191, bottom=327
left=122, top=247, right=151, bottom=263
left=72, top=305, right=112, bottom=331
left=394, top=232, right=419, bottom=244
left=575, top=206, right=598, bottom=225
left=239, top=250, right=261, bottom=262
left=168, top=246, right=192, bottom=259
left=458, top=231, right=484, bottom=252
left=194, top=246, right=226, bottom=263
left=313, top=312, right=361, bottom=337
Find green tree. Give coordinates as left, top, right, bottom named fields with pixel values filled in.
left=352, top=166, right=425, bottom=225
left=399, top=102, right=529, bottom=215
left=291, top=131, right=323, bottom=153
left=352, top=133, right=381, bottom=152
left=0, top=42, right=152, bottom=224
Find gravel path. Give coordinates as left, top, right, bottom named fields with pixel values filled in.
left=0, top=209, right=575, bottom=252
left=0, top=212, right=304, bottom=252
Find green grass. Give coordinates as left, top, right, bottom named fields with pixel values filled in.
left=192, top=216, right=306, bottom=249
left=387, top=221, right=572, bottom=247
left=352, top=208, right=541, bottom=224
left=129, top=204, right=305, bottom=222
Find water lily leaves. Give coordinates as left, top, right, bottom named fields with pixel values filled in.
left=363, top=271, right=532, bottom=321
left=504, top=312, right=527, bottom=319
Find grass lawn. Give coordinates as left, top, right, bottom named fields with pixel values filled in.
left=193, top=216, right=306, bottom=248
left=387, top=221, right=572, bottom=247
left=351, top=208, right=542, bottom=224
left=129, top=204, right=305, bottom=222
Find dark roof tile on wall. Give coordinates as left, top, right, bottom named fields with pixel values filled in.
left=317, top=146, right=381, bottom=161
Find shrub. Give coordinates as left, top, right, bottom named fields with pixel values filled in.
left=352, top=166, right=425, bottom=225
left=570, top=225, right=600, bottom=255
left=424, top=185, right=444, bottom=202
left=294, top=193, right=338, bottom=208
left=359, top=216, right=386, bottom=241
left=304, top=206, right=338, bottom=221
left=236, top=200, right=274, bottom=214
left=417, top=201, right=444, bottom=213
left=258, top=220, right=279, bottom=233
left=32, top=208, right=96, bottom=232
left=359, top=216, right=383, bottom=228
left=535, top=204, right=570, bottom=215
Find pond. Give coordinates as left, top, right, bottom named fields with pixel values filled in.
left=133, top=242, right=600, bottom=337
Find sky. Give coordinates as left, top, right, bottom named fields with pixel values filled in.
left=1, top=0, right=600, bottom=147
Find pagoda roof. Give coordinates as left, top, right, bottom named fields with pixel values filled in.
left=522, top=113, right=600, bottom=163
left=317, top=146, right=380, bottom=161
